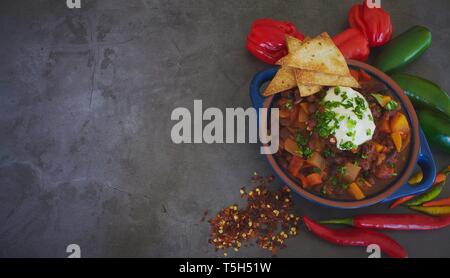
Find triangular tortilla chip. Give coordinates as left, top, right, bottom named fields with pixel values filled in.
left=298, top=84, right=322, bottom=97
left=285, top=35, right=305, bottom=53
left=276, top=56, right=289, bottom=66
left=294, top=69, right=360, bottom=88
left=276, top=36, right=310, bottom=66
left=263, top=67, right=297, bottom=96
left=286, top=32, right=349, bottom=76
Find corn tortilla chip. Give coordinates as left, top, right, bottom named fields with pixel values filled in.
left=285, top=35, right=305, bottom=53
left=295, top=69, right=360, bottom=88
left=263, top=67, right=297, bottom=96
left=286, top=32, right=350, bottom=76
left=276, top=56, right=289, bottom=66
left=276, top=36, right=310, bottom=65
left=298, top=84, right=322, bottom=97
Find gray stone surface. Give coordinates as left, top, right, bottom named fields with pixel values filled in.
left=0, top=0, right=449, bottom=257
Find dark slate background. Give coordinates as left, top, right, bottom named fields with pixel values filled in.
left=0, top=0, right=449, bottom=257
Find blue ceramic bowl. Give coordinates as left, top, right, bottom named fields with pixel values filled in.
left=250, top=60, right=436, bottom=209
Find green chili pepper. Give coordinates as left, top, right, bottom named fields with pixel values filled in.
left=418, top=110, right=450, bottom=154
left=390, top=74, right=450, bottom=118
left=373, top=25, right=432, bottom=73
left=409, top=206, right=450, bottom=216
left=404, top=182, right=445, bottom=207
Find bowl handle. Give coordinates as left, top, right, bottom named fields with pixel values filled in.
left=383, top=128, right=436, bottom=202
left=249, top=67, right=278, bottom=109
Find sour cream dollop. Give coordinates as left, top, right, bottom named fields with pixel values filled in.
left=322, top=87, right=375, bottom=151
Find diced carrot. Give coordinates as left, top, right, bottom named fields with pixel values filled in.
left=391, top=131, right=403, bottom=152
left=306, top=173, right=322, bottom=186
left=434, top=173, right=447, bottom=185
left=348, top=183, right=365, bottom=200
left=374, top=143, right=385, bottom=153
left=297, top=174, right=309, bottom=188
left=284, top=138, right=300, bottom=156
left=423, top=197, right=450, bottom=207
left=288, top=156, right=303, bottom=177
left=390, top=112, right=410, bottom=133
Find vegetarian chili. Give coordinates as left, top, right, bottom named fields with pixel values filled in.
left=274, top=79, right=411, bottom=201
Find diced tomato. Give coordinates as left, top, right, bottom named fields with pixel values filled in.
left=297, top=174, right=309, bottom=188
left=288, top=156, right=303, bottom=177
left=379, top=116, right=391, bottom=133
left=375, top=164, right=395, bottom=179
left=306, top=173, right=322, bottom=186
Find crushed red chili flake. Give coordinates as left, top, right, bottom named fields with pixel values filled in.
left=208, top=173, right=300, bottom=256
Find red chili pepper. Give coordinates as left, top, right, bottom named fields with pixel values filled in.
left=423, top=197, right=450, bottom=207
left=332, top=28, right=370, bottom=61
left=320, top=214, right=450, bottom=231
left=303, top=216, right=407, bottom=258
left=348, top=1, right=393, bottom=47
left=389, top=195, right=415, bottom=209
left=246, top=18, right=305, bottom=64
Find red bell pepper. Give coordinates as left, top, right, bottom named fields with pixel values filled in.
left=246, top=18, right=305, bottom=64
left=348, top=1, right=393, bottom=47
left=332, top=28, right=370, bottom=61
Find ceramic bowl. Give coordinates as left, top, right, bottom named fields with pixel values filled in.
left=249, top=60, right=436, bottom=209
